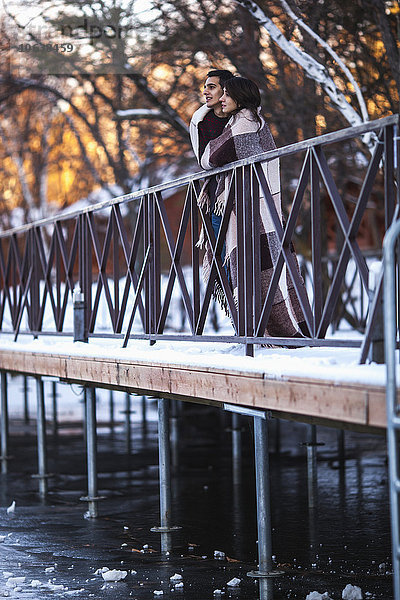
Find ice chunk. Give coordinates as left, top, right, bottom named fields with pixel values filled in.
left=170, top=574, right=183, bottom=582
left=153, top=591, right=164, bottom=596
left=3, top=572, right=14, bottom=578
left=95, top=567, right=109, bottom=575
left=305, top=593, right=333, bottom=600
left=102, top=569, right=128, bottom=582
left=213, top=591, right=224, bottom=596
left=31, top=580, right=41, bottom=588
left=342, top=584, right=363, bottom=599
left=6, top=576, right=26, bottom=588
left=227, top=577, right=241, bottom=587
left=174, top=582, right=184, bottom=589
left=214, top=550, right=225, bottom=560
left=6, top=501, right=15, bottom=514
left=45, top=567, right=55, bottom=573
left=47, top=582, right=67, bottom=591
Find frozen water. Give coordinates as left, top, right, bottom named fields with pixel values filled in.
left=170, top=574, right=183, bottom=581
left=227, top=577, right=241, bottom=587
left=306, top=593, right=333, bottom=600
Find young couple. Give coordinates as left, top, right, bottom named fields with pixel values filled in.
left=189, top=70, right=309, bottom=340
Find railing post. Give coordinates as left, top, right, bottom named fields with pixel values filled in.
left=73, top=285, right=88, bottom=343
left=78, top=214, right=91, bottom=341
left=243, top=165, right=254, bottom=356
left=368, top=262, right=384, bottom=364
left=384, top=218, right=400, bottom=600
left=1, top=371, right=9, bottom=475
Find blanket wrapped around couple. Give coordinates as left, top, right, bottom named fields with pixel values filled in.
left=198, top=108, right=309, bottom=338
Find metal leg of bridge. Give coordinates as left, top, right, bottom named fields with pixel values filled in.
left=141, top=395, right=147, bottom=435
left=274, top=419, right=281, bottom=455
left=52, top=382, right=58, bottom=437
left=109, top=391, right=114, bottom=433
left=34, top=377, right=49, bottom=497
left=151, top=398, right=181, bottom=554
left=248, top=415, right=282, bottom=599
left=125, top=393, right=132, bottom=455
left=80, top=387, right=103, bottom=518
left=303, top=425, right=323, bottom=511
left=1, top=371, right=9, bottom=475
left=232, top=413, right=242, bottom=486
left=23, top=376, right=30, bottom=424
left=170, top=399, right=179, bottom=471
left=337, top=429, right=345, bottom=467
left=82, top=388, right=87, bottom=446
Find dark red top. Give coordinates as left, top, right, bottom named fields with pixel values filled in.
left=198, top=110, right=229, bottom=159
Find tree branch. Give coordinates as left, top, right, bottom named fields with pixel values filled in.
left=278, top=0, right=369, bottom=122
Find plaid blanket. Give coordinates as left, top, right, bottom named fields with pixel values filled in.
left=198, top=109, right=309, bottom=338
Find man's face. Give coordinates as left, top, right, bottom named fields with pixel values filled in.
left=203, top=76, right=223, bottom=108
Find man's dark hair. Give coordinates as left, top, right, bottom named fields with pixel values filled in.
left=206, top=69, right=234, bottom=86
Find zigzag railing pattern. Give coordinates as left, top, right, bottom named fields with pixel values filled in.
left=0, top=114, right=398, bottom=362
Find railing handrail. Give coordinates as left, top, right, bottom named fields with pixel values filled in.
left=0, top=113, right=397, bottom=239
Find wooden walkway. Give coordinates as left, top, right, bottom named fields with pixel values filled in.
left=0, top=348, right=390, bottom=433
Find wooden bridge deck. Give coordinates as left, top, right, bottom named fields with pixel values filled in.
left=0, top=346, right=390, bottom=433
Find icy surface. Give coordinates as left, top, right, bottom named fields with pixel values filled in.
left=306, top=593, right=333, bottom=600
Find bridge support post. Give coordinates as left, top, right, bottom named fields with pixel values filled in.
left=337, top=429, right=345, bottom=467
left=23, top=376, right=29, bottom=424
left=34, top=377, right=49, bottom=496
left=52, top=382, right=58, bottom=437
left=124, top=392, right=132, bottom=454
left=141, top=395, right=147, bottom=434
left=248, top=414, right=282, bottom=599
left=232, top=413, right=242, bottom=486
left=170, top=399, right=179, bottom=471
left=303, top=425, right=323, bottom=510
left=109, top=391, right=114, bottom=432
left=1, top=371, right=9, bottom=475
left=80, top=387, right=102, bottom=518
left=151, top=398, right=181, bottom=553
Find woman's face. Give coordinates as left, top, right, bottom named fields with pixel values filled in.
left=219, top=88, right=238, bottom=114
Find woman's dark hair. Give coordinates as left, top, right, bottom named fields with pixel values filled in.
left=224, top=77, right=262, bottom=127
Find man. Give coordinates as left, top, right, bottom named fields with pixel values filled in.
left=190, top=69, right=234, bottom=163
left=190, top=69, right=234, bottom=284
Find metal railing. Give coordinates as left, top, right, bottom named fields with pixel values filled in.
left=383, top=218, right=400, bottom=600
left=0, top=114, right=398, bottom=360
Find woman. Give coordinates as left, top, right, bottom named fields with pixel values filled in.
left=198, top=76, right=309, bottom=339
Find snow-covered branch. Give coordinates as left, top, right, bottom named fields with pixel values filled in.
left=115, top=108, right=163, bottom=120
left=123, top=71, right=190, bottom=140
left=234, top=0, right=375, bottom=149
left=278, top=0, right=369, bottom=123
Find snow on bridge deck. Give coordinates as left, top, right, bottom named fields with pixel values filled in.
left=0, top=333, right=394, bottom=433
